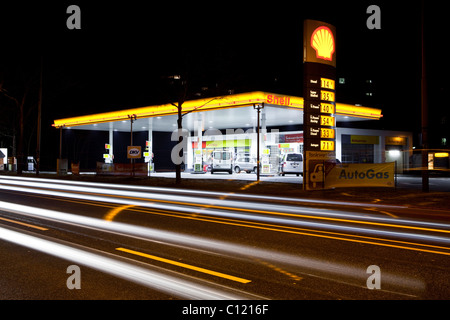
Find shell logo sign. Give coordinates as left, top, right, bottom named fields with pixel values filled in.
left=303, top=19, right=336, bottom=67
left=311, top=26, right=335, bottom=61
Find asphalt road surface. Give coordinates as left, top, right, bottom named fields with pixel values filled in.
left=0, top=175, right=449, bottom=303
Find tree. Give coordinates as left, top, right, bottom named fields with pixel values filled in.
left=166, top=75, right=226, bottom=184
left=165, top=75, right=188, bottom=184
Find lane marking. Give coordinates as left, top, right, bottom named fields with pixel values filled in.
left=365, top=207, right=399, bottom=219
left=0, top=216, right=48, bottom=231
left=380, top=210, right=399, bottom=219
left=116, top=247, right=252, bottom=284
left=104, top=204, right=137, bottom=221
left=257, top=259, right=302, bottom=282
left=240, top=181, right=260, bottom=191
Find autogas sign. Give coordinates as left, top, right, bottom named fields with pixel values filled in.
left=325, top=162, right=395, bottom=188
left=127, top=146, right=142, bottom=159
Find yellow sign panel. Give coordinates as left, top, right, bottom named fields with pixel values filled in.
left=320, top=128, right=335, bottom=139
left=351, top=135, right=379, bottom=145
left=321, top=90, right=335, bottom=102
left=127, top=146, right=142, bottom=159
left=435, top=152, right=449, bottom=158
left=321, top=78, right=335, bottom=90
left=385, top=136, right=406, bottom=145
left=320, top=140, right=335, bottom=151
left=320, top=103, right=335, bottom=114
left=206, top=139, right=251, bottom=148
left=325, top=162, right=395, bottom=188
left=320, top=115, right=335, bottom=126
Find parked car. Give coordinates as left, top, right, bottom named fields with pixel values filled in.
left=234, top=156, right=257, bottom=173
left=211, top=150, right=233, bottom=174
left=279, top=153, right=303, bottom=176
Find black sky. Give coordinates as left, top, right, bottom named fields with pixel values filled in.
left=0, top=1, right=446, bottom=139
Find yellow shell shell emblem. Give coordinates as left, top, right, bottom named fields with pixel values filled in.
left=311, top=26, right=335, bottom=61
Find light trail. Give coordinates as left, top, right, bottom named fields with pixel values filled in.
left=0, top=175, right=448, bottom=297
left=1, top=179, right=450, bottom=248
left=0, top=175, right=409, bottom=210
left=1, top=175, right=449, bottom=237
left=0, top=200, right=431, bottom=296
left=0, top=226, right=255, bottom=300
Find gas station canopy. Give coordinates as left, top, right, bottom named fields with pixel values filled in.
left=52, top=91, right=382, bottom=132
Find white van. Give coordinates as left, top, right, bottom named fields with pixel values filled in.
left=211, top=150, right=233, bottom=174
left=279, top=153, right=303, bottom=176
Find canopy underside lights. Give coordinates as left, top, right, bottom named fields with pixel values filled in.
left=53, top=91, right=382, bottom=128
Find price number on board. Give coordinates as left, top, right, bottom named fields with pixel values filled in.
left=320, top=140, right=335, bottom=151
left=321, top=78, right=335, bottom=90
left=321, top=90, right=335, bottom=102
left=320, top=115, right=335, bottom=127
left=320, top=128, right=335, bottom=139
left=320, top=103, right=335, bottom=114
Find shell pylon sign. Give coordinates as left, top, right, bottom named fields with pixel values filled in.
left=303, top=19, right=337, bottom=190
left=304, top=20, right=336, bottom=67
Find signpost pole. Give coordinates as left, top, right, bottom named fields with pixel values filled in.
left=421, top=2, right=429, bottom=192
left=253, top=103, right=264, bottom=182
left=128, top=114, right=137, bottom=177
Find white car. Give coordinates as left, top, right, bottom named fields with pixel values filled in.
left=234, top=156, right=257, bottom=173
left=279, top=153, right=303, bottom=176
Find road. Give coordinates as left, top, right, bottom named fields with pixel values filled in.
left=0, top=175, right=449, bottom=302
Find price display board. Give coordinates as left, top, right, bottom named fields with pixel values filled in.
left=303, top=19, right=337, bottom=190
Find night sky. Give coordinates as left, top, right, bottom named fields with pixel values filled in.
left=0, top=1, right=447, bottom=168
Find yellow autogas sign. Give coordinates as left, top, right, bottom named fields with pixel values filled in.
left=325, top=162, right=395, bottom=188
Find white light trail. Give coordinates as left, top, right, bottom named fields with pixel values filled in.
left=0, top=174, right=408, bottom=210
left=0, top=200, right=427, bottom=296
left=0, top=175, right=449, bottom=234
left=0, top=226, right=255, bottom=300
left=0, top=178, right=449, bottom=245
